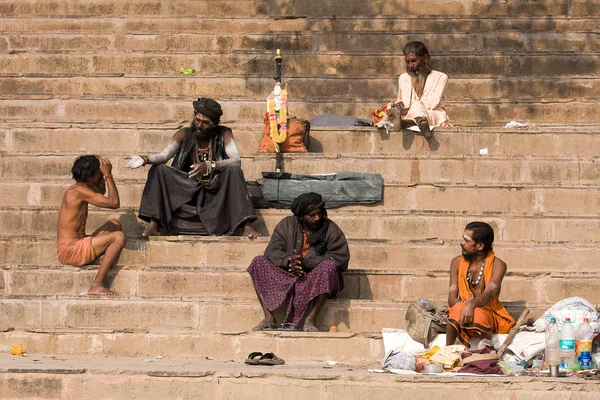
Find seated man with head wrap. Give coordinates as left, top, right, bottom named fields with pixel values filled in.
left=126, top=98, right=258, bottom=238
left=247, top=192, right=350, bottom=332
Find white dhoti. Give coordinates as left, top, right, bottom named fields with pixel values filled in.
left=397, top=70, right=451, bottom=127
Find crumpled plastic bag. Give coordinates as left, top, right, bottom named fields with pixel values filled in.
left=504, top=120, right=529, bottom=128
left=382, top=349, right=416, bottom=371
left=534, top=297, right=600, bottom=332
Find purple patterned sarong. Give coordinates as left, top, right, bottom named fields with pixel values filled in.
left=247, top=255, right=340, bottom=325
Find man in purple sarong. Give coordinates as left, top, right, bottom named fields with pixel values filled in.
left=247, top=192, right=350, bottom=332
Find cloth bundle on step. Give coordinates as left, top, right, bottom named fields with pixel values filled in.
left=259, top=172, right=383, bottom=208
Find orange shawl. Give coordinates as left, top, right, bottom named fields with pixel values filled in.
left=457, top=251, right=515, bottom=334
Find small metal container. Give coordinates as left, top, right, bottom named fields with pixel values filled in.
left=423, top=363, right=444, bottom=374
left=549, top=365, right=559, bottom=377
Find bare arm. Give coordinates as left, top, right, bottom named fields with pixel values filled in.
left=81, top=157, right=120, bottom=209
left=448, top=256, right=461, bottom=307
left=471, top=258, right=506, bottom=308
left=126, top=129, right=184, bottom=169
left=215, top=129, right=241, bottom=169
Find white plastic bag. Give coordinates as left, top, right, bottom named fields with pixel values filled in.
left=533, top=297, right=600, bottom=332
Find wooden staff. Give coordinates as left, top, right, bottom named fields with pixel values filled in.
left=497, top=308, right=531, bottom=358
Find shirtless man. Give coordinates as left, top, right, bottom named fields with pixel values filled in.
left=57, top=155, right=126, bottom=296
left=446, top=222, right=514, bottom=347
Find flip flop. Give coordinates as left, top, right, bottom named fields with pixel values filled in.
left=278, top=323, right=299, bottom=331
left=262, top=322, right=279, bottom=331
left=258, top=352, right=285, bottom=366
left=244, top=352, right=263, bottom=365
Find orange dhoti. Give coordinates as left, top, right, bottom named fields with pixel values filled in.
left=57, top=237, right=97, bottom=267
left=448, top=251, right=515, bottom=347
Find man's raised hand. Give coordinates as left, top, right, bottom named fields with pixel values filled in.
left=125, top=155, right=145, bottom=169
left=98, top=157, right=113, bottom=176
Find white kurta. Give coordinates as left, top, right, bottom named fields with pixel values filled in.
left=396, top=70, right=450, bottom=127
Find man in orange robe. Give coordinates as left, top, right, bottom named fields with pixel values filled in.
left=447, top=222, right=515, bottom=347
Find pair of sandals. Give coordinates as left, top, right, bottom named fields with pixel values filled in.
left=260, top=322, right=299, bottom=331
left=245, top=352, right=285, bottom=366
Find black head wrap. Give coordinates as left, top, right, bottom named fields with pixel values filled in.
left=193, top=97, right=223, bottom=123
left=290, top=192, right=325, bottom=218
left=291, top=192, right=329, bottom=255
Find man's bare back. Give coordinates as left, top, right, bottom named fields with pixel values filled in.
left=57, top=156, right=126, bottom=296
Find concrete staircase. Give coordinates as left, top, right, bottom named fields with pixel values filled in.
left=1, top=1, right=600, bottom=398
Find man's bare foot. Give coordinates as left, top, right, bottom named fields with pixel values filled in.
left=141, top=220, right=158, bottom=238
left=303, top=321, right=319, bottom=332
left=252, top=319, right=277, bottom=331
left=88, top=283, right=115, bottom=296
left=243, top=224, right=260, bottom=240
left=416, top=117, right=433, bottom=139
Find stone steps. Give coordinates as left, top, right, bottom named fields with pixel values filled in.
left=3, top=124, right=600, bottom=157
left=2, top=355, right=597, bottom=400
left=4, top=181, right=600, bottom=217
left=0, top=295, right=553, bottom=334
left=0, top=331, right=384, bottom=362
left=2, top=262, right=598, bottom=304
left=2, top=32, right=598, bottom=54
left=1, top=98, right=598, bottom=124
left=2, top=53, right=598, bottom=78
left=4, top=153, right=600, bottom=186
left=3, top=17, right=599, bottom=35
left=2, top=77, right=599, bottom=103
left=3, top=235, right=596, bottom=272
left=4, top=208, right=600, bottom=242
left=1, top=0, right=595, bottom=18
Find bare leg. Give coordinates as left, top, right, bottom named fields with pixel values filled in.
left=302, top=293, right=328, bottom=332
left=446, top=323, right=458, bottom=346
left=141, top=218, right=158, bottom=238
left=243, top=222, right=260, bottom=240
left=252, top=288, right=277, bottom=331
left=89, top=219, right=127, bottom=296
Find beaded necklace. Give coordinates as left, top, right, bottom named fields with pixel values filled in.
left=467, top=259, right=485, bottom=287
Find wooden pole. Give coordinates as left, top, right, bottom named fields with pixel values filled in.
left=497, top=308, right=531, bottom=358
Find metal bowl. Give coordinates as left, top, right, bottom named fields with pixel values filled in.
left=423, top=363, right=444, bottom=374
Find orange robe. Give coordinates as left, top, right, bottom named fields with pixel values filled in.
left=448, top=251, right=515, bottom=347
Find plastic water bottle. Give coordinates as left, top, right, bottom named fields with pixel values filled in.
left=576, top=317, right=593, bottom=369
left=545, top=317, right=561, bottom=372
left=560, top=318, right=576, bottom=369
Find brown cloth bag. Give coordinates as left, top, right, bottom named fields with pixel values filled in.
left=258, top=113, right=309, bottom=153
left=405, top=298, right=449, bottom=345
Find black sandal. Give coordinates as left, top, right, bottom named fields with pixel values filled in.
left=278, top=322, right=299, bottom=331
left=244, top=352, right=263, bottom=365
left=258, top=352, right=285, bottom=366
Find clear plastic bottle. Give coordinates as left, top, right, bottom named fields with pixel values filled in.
left=560, top=318, right=577, bottom=370
left=545, top=317, right=561, bottom=368
left=576, top=317, right=593, bottom=369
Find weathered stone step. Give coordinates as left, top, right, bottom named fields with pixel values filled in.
left=3, top=153, right=600, bottom=186
left=1, top=98, right=598, bottom=125
left=4, top=208, right=600, bottom=242
left=2, top=355, right=597, bottom=400
left=1, top=0, right=594, bottom=18
left=2, top=181, right=600, bottom=217
left=0, top=295, right=552, bottom=334
left=4, top=32, right=598, bottom=54
left=3, top=17, right=599, bottom=35
left=2, top=77, right=599, bottom=103
left=0, top=331, right=384, bottom=363
left=1, top=53, right=598, bottom=78
left=2, top=263, right=597, bottom=304
left=3, top=235, right=597, bottom=272
left=3, top=124, right=600, bottom=157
